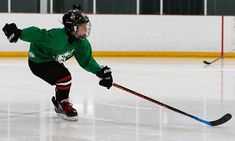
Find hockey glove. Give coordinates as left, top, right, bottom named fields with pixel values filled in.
left=96, top=66, right=113, bottom=89
left=2, top=23, right=22, bottom=43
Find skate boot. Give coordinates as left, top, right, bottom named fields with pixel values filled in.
left=51, top=96, right=78, bottom=121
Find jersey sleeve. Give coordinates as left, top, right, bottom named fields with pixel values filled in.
left=74, top=39, right=101, bottom=74
left=20, top=26, right=54, bottom=43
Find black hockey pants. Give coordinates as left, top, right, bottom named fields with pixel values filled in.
left=28, top=60, right=72, bottom=101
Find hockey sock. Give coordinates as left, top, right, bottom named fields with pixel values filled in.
left=55, top=74, right=72, bottom=102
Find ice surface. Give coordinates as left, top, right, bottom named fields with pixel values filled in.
left=0, top=58, right=234, bottom=141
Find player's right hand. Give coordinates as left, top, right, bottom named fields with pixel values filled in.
left=2, top=23, right=22, bottom=43
left=96, top=66, right=113, bottom=89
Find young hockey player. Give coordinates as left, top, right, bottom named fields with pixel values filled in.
left=2, top=9, right=113, bottom=121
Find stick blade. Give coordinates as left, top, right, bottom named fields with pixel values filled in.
left=210, top=113, right=232, bottom=126
left=203, top=60, right=211, bottom=65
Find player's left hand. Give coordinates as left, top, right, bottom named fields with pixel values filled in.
left=96, top=66, right=113, bottom=89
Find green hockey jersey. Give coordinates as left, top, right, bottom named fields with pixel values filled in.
left=20, top=26, right=101, bottom=74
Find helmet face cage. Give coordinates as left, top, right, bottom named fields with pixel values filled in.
left=63, top=9, right=91, bottom=38
left=73, top=21, right=91, bottom=38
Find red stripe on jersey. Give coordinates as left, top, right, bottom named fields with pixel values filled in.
left=57, top=75, right=72, bottom=83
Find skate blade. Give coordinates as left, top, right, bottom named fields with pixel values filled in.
left=57, top=113, right=79, bottom=121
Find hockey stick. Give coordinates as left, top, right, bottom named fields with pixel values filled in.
left=112, top=83, right=232, bottom=126
left=203, top=48, right=235, bottom=65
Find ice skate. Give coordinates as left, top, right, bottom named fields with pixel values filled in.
left=51, top=96, right=78, bottom=121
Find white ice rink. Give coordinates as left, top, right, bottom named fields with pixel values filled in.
left=0, top=58, right=234, bottom=141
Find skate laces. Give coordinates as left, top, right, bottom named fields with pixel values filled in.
left=61, top=101, right=74, bottom=112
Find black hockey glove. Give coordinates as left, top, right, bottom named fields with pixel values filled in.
left=2, top=23, right=22, bottom=43
left=96, top=66, right=113, bottom=89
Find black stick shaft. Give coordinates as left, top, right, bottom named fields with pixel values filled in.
left=112, top=83, right=227, bottom=126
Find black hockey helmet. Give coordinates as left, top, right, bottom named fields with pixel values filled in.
left=62, top=9, right=91, bottom=36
